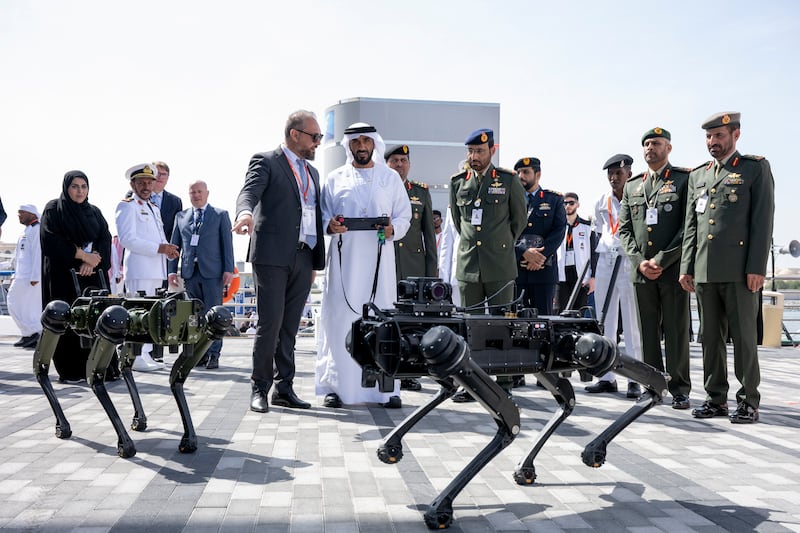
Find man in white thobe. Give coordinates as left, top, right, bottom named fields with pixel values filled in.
left=8, top=204, right=42, bottom=348
left=316, top=123, right=412, bottom=408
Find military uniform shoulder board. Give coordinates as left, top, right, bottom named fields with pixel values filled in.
left=630, top=172, right=646, bottom=181
left=741, top=154, right=766, bottom=161
left=122, top=196, right=135, bottom=202
left=495, top=166, right=515, bottom=175
left=693, top=161, right=711, bottom=171
left=544, top=188, right=563, bottom=196
left=450, top=170, right=468, bottom=181
left=411, top=179, right=429, bottom=189
left=671, top=166, right=692, bottom=174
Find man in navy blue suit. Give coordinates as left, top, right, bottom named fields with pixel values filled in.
left=168, top=180, right=235, bottom=369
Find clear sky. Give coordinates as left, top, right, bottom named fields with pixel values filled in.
left=2, top=0, right=798, bottom=269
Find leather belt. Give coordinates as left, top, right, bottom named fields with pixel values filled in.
left=297, top=242, right=311, bottom=250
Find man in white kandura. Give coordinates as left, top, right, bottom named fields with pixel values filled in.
left=316, top=122, right=412, bottom=409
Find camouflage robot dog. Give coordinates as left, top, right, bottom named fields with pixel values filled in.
left=33, top=289, right=231, bottom=458
left=348, top=277, right=670, bottom=530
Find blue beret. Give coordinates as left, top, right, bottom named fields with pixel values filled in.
left=602, top=154, right=633, bottom=170
left=514, top=157, right=541, bottom=171
left=465, top=128, right=494, bottom=146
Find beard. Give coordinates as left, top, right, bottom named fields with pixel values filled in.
left=354, top=150, right=373, bottom=166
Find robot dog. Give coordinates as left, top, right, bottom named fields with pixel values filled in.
left=348, top=277, right=670, bottom=529
left=33, top=285, right=231, bottom=458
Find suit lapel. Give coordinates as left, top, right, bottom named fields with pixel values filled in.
left=277, top=150, right=302, bottom=204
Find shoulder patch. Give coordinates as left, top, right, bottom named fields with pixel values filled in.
left=741, top=154, right=766, bottom=161
left=411, top=179, right=429, bottom=189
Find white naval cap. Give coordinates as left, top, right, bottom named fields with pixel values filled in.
left=125, top=163, right=157, bottom=181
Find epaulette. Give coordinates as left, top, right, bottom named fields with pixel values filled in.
left=122, top=196, right=135, bottom=202
left=495, top=166, right=515, bottom=175
left=741, top=154, right=766, bottom=161
left=630, top=172, right=645, bottom=182
left=693, top=161, right=711, bottom=171
left=543, top=188, right=563, bottom=196
left=670, top=166, right=692, bottom=174
left=450, top=170, right=468, bottom=182
left=411, top=179, right=428, bottom=189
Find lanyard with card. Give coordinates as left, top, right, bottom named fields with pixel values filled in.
left=695, top=190, right=709, bottom=213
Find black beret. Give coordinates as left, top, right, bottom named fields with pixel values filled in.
left=602, top=154, right=634, bottom=170
left=464, top=128, right=494, bottom=146
left=514, top=157, right=541, bottom=171
left=701, top=111, right=741, bottom=130
left=384, top=144, right=410, bottom=160
left=641, top=127, right=671, bottom=146
left=344, top=122, right=377, bottom=135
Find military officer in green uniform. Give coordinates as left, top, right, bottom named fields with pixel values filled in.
left=449, top=128, right=527, bottom=312
left=619, top=127, right=692, bottom=410
left=679, top=112, right=774, bottom=424
left=386, top=144, right=437, bottom=392
left=386, top=144, right=437, bottom=282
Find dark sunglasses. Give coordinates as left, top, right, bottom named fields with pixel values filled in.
left=564, top=200, right=576, bottom=206
left=295, top=129, right=324, bottom=143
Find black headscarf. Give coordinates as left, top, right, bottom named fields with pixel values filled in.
left=57, top=170, right=102, bottom=247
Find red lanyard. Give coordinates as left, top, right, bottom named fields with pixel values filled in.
left=607, top=196, right=619, bottom=235
left=286, top=158, right=311, bottom=202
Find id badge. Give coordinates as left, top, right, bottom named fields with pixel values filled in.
left=302, top=205, right=316, bottom=235
left=565, top=250, right=576, bottom=266
left=471, top=208, right=483, bottom=225
left=695, top=195, right=708, bottom=213
left=646, top=207, right=658, bottom=224
left=190, top=234, right=200, bottom=247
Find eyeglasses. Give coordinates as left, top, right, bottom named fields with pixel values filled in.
left=564, top=201, right=576, bottom=206
left=295, top=129, right=324, bottom=143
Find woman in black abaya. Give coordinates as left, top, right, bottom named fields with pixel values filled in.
left=41, top=170, right=112, bottom=382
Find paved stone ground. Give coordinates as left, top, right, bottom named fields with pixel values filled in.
left=0, top=333, right=798, bottom=532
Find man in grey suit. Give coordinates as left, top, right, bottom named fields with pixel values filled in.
left=168, top=180, right=235, bottom=369
left=233, top=109, right=326, bottom=413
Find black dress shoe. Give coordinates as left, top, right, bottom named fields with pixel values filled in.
left=21, top=333, right=40, bottom=348
left=250, top=390, right=269, bottom=413
left=205, top=354, right=219, bottom=369
left=323, top=393, right=343, bottom=408
left=585, top=381, right=618, bottom=393
left=512, top=375, right=526, bottom=388
left=672, top=394, right=691, bottom=410
left=691, top=401, right=728, bottom=418
left=14, top=335, right=30, bottom=347
left=451, top=389, right=475, bottom=403
left=382, top=395, right=402, bottom=408
left=729, top=402, right=759, bottom=424
left=626, top=382, right=642, bottom=399
left=272, top=390, right=311, bottom=409
left=400, top=378, right=422, bottom=391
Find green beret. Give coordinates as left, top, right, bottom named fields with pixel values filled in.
left=701, top=112, right=741, bottom=130
left=641, top=127, right=671, bottom=145
left=384, top=144, right=410, bottom=160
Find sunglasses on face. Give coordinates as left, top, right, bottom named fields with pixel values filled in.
left=564, top=201, right=576, bottom=206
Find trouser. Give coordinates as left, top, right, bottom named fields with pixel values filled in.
left=184, top=274, right=225, bottom=357
left=634, top=281, right=691, bottom=396
left=557, top=265, right=589, bottom=313
left=516, top=281, right=555, bottom=315
left=124, top=278, right=164, bottom=356
left=7, top=278, right=42, bottom=336
left=695, top=282, right=760, bottom=408
left=458, top=279, right=515, bottom=315
left=594, top=253, right=642, bottom=382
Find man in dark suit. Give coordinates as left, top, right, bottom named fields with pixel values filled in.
left=152, top=161, right=183, bottom=243
left=233, top=110, right=325, bottom=413
left=168, top=180, right=235, bottom=369
left=680, top=112, right=774, bottom=424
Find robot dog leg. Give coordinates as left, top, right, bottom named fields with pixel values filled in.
left=169, top=304, right=231, bottom=454
left=419, top=326, right=521, bottom=530
left=33, top=301, right=73, bottom=439
left=377, top=378, right=458, bottom=465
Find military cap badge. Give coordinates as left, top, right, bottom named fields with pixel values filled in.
left=722, top=114, right=731, bottom=125
left=480, top=132, right=488, bottom=143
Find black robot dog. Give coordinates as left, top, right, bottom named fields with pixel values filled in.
left=348, top=277, right=670, bottom=529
